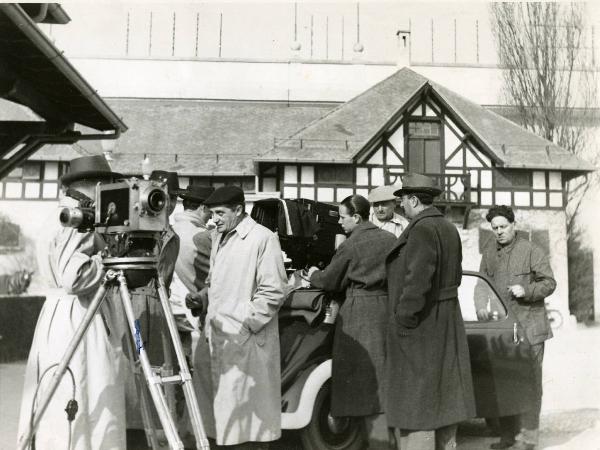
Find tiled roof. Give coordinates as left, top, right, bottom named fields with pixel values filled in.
left=258, top=68, right=594, bottom=172
left=257, top=67, right=427, bottom=162
left=431, top=81, right=596, bottom=171
left=74, top=99, right=336, bottom=175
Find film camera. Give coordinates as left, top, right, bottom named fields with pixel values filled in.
left=59, top=177, right=169, bottom=235
left=59, top=177, right=171, bottom=287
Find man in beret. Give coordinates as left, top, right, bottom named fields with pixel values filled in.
left=385, top=173, right=475, bottom=450
left=192, top=186, right=286, bottom=449
left=368, top=184, right=408, bottom=238
left=478, top=205, right=556, bottom=450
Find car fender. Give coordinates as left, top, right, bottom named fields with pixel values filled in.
left=281, top=359, right=331, bottom=430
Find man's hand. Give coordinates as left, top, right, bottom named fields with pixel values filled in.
left=476, top=308, right=490, bottom=321
left=508, top=284, right=525, bottom=298
left=9, top=270, right=32, bottom=295
left=185, top=288, right=208, bottom=319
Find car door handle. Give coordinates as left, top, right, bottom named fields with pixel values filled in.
left=513, top=323, right=520, bottom=345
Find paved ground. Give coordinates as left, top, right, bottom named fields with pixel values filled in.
left=2, top=322, right=599, bottom=450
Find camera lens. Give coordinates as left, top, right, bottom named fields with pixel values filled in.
left=59, top=207, right=83, bottom=227
left=146, top=189, right=166, bottom=214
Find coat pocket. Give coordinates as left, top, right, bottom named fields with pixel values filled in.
left=254, top=327, right=267, bottom=347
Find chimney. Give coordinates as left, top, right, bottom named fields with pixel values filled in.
left=396, top=29, right=411, bottom=68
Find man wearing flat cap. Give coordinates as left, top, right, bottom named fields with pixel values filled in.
left=385, top=173, right=475, bottom=450
left=368, top=184, right=408, bottom=238
left=192, top=185, right=286, bottom=449
left=478, top=205, right=555, bottom=450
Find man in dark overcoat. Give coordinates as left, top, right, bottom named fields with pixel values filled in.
left=385, top=173, right=475, bottom=450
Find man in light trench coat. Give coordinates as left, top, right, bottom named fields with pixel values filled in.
left=192, top=185, right=287, bottom=449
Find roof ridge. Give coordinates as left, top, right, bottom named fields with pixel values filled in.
left=282, top=67, right=426, bottom=142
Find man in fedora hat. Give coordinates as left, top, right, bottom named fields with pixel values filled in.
left=18, top=155, right=128, bottom=450
left=192, top=185, right=286, bottom=449
left=385, top=173, right=475, bottom=450
left=169, top=185, right=215, bottom=347
left=368, top=184, right=408, bottom=238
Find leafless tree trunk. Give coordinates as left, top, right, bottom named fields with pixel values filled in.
left=490, top=2, right=598, bottom=235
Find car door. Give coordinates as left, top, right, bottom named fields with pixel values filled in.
left=459, top=270, right=536, bottom=418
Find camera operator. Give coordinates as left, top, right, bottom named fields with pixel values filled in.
left=193, top=186, right=287, bottom=449
left=17, top=155, right=126, bottom=450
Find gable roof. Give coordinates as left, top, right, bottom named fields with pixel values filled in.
left=257, top=67, right=427, bottom=163
left=258, top=67, right=595, bottom=173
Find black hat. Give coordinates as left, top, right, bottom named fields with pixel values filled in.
left=178, top=185, right=215, bottom=203
left=150, top=170, right=179, bottom=195
left=393, top=172, right=443, bottom=197
left=204, top=185, right=245, bottom=207
left=60, top=155, right=122, bottom=186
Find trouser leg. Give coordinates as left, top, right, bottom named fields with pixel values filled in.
left=435, top=424, right=458, bottom=450
left=516, top=343, right=545, bottom=446
left=389, top=428, right=435, bottom=450
left=497, top=415, right=519, bottom=444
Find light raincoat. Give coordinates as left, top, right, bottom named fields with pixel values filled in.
left=17, top=218, right=126, bottom=450
left=193, top=215, right=286, bottom=445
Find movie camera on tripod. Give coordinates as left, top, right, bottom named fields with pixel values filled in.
left=18, top=176, right=210, bottom=450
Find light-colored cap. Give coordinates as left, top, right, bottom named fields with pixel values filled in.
left=368, top=185, right=401, bottom=203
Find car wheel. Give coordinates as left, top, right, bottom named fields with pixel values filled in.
left=300, top=380, right=366, bottom=450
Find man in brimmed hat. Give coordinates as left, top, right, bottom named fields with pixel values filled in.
left=169, top=185, right=215, bottom=350
left=368, top=184, right=408, bottom=238
left=385, top=172, right=475, bottom=450
left=18, top=155, right=127, bottom=450
left=192, top=185, right=286, bottom=448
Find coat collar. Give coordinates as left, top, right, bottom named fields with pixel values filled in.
left=232, top=214, right=255, bottom=240
left=393, top=207, right=443, bottom=248
left=173, top=210, right=207, bottom=229
left=353, top=221, right=378, bottom=234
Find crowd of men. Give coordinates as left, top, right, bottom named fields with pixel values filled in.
left=16, top=154, right=556, bottom=450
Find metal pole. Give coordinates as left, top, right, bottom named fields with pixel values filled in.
left=156, top=276, right=210, bottom=450
left=17, top=277, right=110, bottom=450
left=116, top=270, right=184, bottom=450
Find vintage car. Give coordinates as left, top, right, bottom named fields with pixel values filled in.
left=251, top=198, right=537, bottom=450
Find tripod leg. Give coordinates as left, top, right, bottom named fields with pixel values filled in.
left=17, top=277, right=110, bottom=450
left=156, top=275, right=210, bottom=450
left=160, top=317, right=177, bottom=419
left=124, top=324, right=160, bottom=450
left=116, top=271, right=184, bottom=450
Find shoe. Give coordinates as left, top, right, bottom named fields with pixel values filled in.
left=509, top=443, right=535, bottom=450
left=490, top=441, right=515, bottom=449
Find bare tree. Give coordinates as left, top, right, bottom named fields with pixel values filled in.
left=490, top=2, right=598, bottom=234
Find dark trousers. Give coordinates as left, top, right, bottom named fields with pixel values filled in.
left=497, top=343, right=545, bottom=445
left=388, top=425, right=458, bottom=450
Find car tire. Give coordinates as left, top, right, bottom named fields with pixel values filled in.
left=300, top=380, right=366, bottom=450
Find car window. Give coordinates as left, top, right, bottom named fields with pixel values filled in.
left=458, top=273, right=507, bottom=322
